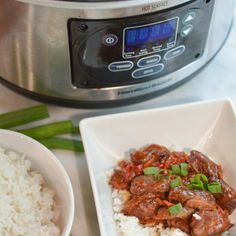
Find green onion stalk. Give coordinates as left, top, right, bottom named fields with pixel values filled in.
left=39, top=137, right=84, bottom=153
left=0, top=105, right=49, bottom=129
left=18, top=120, right=80, bottom=140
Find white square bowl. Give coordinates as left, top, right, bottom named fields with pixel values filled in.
left=79, top=98, right=236, bottom=236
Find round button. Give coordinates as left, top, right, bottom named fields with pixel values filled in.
left=108, top=61, right=134, bottom=72
left=164, top=45, right=186, bottom=60
left=132, top=64, right=164, bottom=79
left=102, top=34, right=118, bottom=46
left=137, top=55, right=161, bottom=68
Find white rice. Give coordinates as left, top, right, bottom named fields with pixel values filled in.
left=112, top=189, right=188, bottom=236
left=0, top=147, right=60, bottom=236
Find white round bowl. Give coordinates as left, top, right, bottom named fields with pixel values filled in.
left=0, top=129, right=74, bottom=236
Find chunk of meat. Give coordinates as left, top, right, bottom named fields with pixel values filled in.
left=155, top=206, right=194, bottom=221
left=169, top=186, right=215, bottom=203
left=152, top=178, right=170, bottom=193
left=109, top=170, right=129, bottom=190
left=130, top=175, right=170, bottom=198
left=131, top=144, right=170, bottom=167
left=189, top=150, right=223, bottom=179
left=156, top=206, right=193, bottom=234
left=122, top=193, right=163, bottom=224
left=169, top=187, right=216, bottom=210
left=130, top=176, right=155, bottom=195
left=185, top=198, right=216, bottom=211
left=215, top=180, right=236, bottom=214
left=191, top=208, right=232, bottom=236
left=167, top=218, right=191, bottom=234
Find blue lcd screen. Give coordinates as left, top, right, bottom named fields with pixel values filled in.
left=125, top=18, right=178, bottom=47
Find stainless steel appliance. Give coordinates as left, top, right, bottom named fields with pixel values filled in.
left=0, top=0, right=234, bottom=107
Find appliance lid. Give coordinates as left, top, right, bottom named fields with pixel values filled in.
left=16, top=0, right=192, bottom=11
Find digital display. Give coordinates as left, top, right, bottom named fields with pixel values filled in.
left=123, top=18, right=178, bottom=58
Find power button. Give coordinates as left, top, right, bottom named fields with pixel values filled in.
left=102, top=34, right=118, bottom=46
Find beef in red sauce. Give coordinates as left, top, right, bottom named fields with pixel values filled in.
left=156, top=206, right=195, bottom=221
left=130, top=176, right=156, bottom=195
left=189, top=150, right=236, bottom=213
left=109, top=144, right=236, bottom=235
left=130, top=175, right=170, bottom=197
left=169, top=186, right=216, bottom=210
left=189, top=150, right=223, bottom=180
left=109, top=169, right=130, bottom=190
left=215, top=180, right=236, bottom=214
left=168, top=218, right=191, bottom=234
left=131, top=144, right=170, bottom=168
left=191, top=207, right=232, bottom=236
left=122, top=193, right=163, bottom=225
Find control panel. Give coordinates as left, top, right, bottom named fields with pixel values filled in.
left=68, top=0, right=214, bottom=89
left=123, top=17, right=179, bottom=59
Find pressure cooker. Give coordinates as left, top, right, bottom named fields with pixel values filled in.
left=0, top=0, right=234, bottom=107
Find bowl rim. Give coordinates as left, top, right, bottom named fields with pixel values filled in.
left=79, top=97, right=236, bottom=236
left=80, top=97, right=234, bottom=127
left=0, top=128, right=75, bottom=236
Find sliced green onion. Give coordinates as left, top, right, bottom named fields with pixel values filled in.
left=189, top=182, right=204, bottom=190
left=207, top=182, right=222, bottom=193
left=194, top=174, right=209, bottom=184
left=0, top=105, right=49, bottom=129
left=170, top=177, right=182, bottom=188
left=143, top=166, right=160, bottom=176
left=171, top=164, right=181, bottom=175
left=168, top=203, right=183, bottom=215
left=194, top=178, right=203, bottom=185
left=39, top=137, right=84, bottom=153
left=18, top=120, right=80, bottom=140
left=180, top=163, right=189, bottom=177
left=190, top=177, right=195, bottom=184
left=188, top=174, right=209, bottom=190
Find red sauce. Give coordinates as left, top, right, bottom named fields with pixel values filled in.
left=109, top=144, right=236, bottom=236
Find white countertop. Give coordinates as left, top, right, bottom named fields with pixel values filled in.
left=0, top=6, right=236, bottom=236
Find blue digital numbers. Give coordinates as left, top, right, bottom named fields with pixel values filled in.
left=125, top=18, right=177, bottom=47
left=126, top=30, right=137, bottom=45
left=138, top=28, right=149, bottom=41
left=150, top=25, right=161, bottom=41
